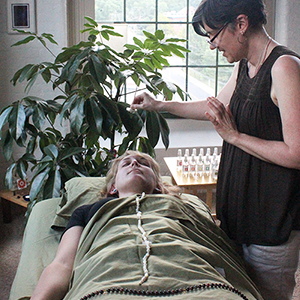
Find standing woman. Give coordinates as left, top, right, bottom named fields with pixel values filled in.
left=131, top=1, right=300, bottom=299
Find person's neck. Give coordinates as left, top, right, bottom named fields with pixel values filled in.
left=118, top=190, right=147, bottom=197
left=246, top=28, right=274, bottom=77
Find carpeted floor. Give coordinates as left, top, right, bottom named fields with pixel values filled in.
left=0, top=203, right=299, bottom=300
left=0, top=204, right=26, bottom=300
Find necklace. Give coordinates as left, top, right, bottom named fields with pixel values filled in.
left=251, top=37, right=272, bottom=76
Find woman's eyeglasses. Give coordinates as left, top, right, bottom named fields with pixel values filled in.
left=206, top=22, right=228, bottom=48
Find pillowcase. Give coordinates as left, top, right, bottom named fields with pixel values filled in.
left=51, top=177, right=107, bottom=229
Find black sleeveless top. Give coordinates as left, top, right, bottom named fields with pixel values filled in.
left=216, top=46, right=300, bottom=246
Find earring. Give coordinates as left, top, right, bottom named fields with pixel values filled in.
left=112, top=188, right=118, bottom=194
left=237, top=33, right=247, bottom=44
left=154, top=187, right=161, bottom=193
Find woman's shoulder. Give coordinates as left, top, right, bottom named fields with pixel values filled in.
left=272, top=48, right=300, bottom=76
left=271, top=45, right=300, bottom=58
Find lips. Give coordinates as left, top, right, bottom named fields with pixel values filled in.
left=128, top=168, right=142, bottom=175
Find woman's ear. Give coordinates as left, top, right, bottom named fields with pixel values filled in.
left=109, top=184, right=118, bottom=195
left=236, top=14, right=249, bottom=34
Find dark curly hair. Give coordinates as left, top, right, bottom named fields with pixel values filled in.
left=192, top=0, right=267, bottom=37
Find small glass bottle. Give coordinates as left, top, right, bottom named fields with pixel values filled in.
left=176, top=149, right=183, bottom=171
left=182, top=154, right=190, bottom=176
left=190, top=153, right=197, bottom=176
left=192, top=148, right=197, bottom=157
left=185, top=149, right=190, bottom=158
left=204, top=148, right=211, bottom=177
left=212, top=155, right=219, bottom=181
left=197, top=152, right=204, bottom=177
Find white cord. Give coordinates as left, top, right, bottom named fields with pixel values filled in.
left=135, top=192, right=151, bottom=285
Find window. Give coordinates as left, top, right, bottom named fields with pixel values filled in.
left=94, top=0, right=234, bottom=103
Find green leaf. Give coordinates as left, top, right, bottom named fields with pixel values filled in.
left=16, top=160, right=27, bottom=179
left=101, top=31, right=109, bottom=41
left=70, top=97, right=85, bottom=135
left=97, top=94, right=120, bottom=125
left=41, top=33, right=58, bottom=45
left=41, top=68, right=51, bottom=83
left=0, top=106, right=13, bottom=138
left=85, top=97, right=103, bottom=135
left=44, top=144, right=59, bottom=160
left=143, top=31, right=156, bottom=41
left=2, top=130, right=13, bottom=161
left=59, top=94, right=78, bottom=123
left=152, top=52, right=170, bottom=66
left=5, top=163, right=16, bottom=189
left=118, top=103, right=143, bottom=138
left=30, top=167, right=50, bottom=201
left=11, top=35, right=36, bottom=47
left=104, top=30, right=123, bottom=37
left=157, top=112, right=170, bottom=149
left=146, top=111, right=160, bottom=147
left=24, top=73, right=39, bottom=93
left=13, top=64, right=34, bottom=83
left=144, top=58, right=155, bottom=70
left=89, top=54, right=107, bottom=83
left=55, top=47, right=81, bottom=64
left=155, top=30, right=165, bottom=40
left=58, top=147, right=85, bottom=161
left=133, top=37, right=144, bottom=48
left=124, top=44, right=141, bottom=51
left=32, top=104, right=46, bottom=130
left=168, top=44, right=186, bottom=58
left=43, top=168, right=61, bottom=199
left=9, top=102, right=26, bottom=140
left=165, top=81, right=177, bottom=93
left=84, top=16, right=98, bottom=27
left=165, top=38, right=187, bottom=43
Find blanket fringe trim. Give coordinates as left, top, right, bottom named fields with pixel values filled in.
left=79, top=283, right=249, bottom=299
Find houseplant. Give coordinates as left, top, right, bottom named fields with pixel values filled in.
left=0, top=17, right=189, bottom=204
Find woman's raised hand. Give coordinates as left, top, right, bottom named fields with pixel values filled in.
left=206, top=96, right=239, bottom=144
left=131, top=92, right=161, bottom=111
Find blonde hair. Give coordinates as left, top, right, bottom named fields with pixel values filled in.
left=101, top=150, right=181, bottom=197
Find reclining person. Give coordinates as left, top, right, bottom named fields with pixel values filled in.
left=31, top=150, right=262, bottom=300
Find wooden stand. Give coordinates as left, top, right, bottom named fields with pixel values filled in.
left=164, top=157, right=217, bottom=212
left=0, top=189, right=29, bottom=223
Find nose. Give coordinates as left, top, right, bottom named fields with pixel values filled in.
left=130, top=158, right=139, bottom=166
left=209, top=43, right=217, bottom=50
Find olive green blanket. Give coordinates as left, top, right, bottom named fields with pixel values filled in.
left=62, top=194, right=262, bottom=300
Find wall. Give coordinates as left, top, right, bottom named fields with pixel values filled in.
left=274, top=0, right=300, bottom=53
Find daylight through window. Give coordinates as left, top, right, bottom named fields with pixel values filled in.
left=95, top=0, right=233, bottom=103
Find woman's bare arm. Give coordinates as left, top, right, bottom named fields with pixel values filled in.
left=206, top=55, right=300, bottom=169
left=131, top=64, right=238, bottom=120
left=30, top=226, right=83, bottom=300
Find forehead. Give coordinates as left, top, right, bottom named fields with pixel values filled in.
left=203, top=23, right=215, bottom=34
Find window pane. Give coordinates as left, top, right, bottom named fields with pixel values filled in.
left=188, top=67, right=215, bottom=100
left=158, top=23, right=186, bottom=41
left=217, top=66, right=234, bottom=94
left=188, top=25, right=217, bottom=66
left=189, top=0, right=200, bottom=22
left=126, top=0, right=155, bottom=22
left=161, top=67, right=186, bottom=101
left=158, top=1, right=187, bottom=22
left=95, top=0, right=124, bottom=22
left=128, top=24, right=156, bottom=42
